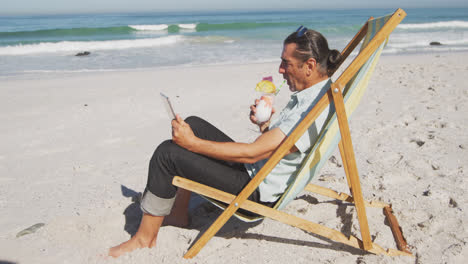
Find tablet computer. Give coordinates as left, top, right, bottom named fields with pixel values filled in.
left=160, top=92, right=176, bottom=119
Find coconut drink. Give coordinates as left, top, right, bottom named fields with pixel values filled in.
left=254, top=77, right=278, bottom=124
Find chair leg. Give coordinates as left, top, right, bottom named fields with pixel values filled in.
left=338, top=140, right=353, bottom=194
left=329, top=87, right=373, bottom=250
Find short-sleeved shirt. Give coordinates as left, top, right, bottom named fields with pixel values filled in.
left=245, top=78, right=333, bottom=202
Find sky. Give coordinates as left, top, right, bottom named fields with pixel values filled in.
left=0, top=0, right=467, bottom=15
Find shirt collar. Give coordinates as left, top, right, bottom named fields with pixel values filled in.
left=291, top=78, right=331, bottom=105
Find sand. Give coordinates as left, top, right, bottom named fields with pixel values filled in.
left=0, top=51, right=467, bottom=263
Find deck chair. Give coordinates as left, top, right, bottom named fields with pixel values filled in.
left=173, top=8, right=411, bottom=258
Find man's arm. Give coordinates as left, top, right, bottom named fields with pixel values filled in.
left=171, top=115, right=298, bottom=164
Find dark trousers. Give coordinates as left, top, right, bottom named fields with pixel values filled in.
left=144, top=116, right=263, bottom=210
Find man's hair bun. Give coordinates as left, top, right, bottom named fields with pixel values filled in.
left=326, top=49, right=342, bottom=76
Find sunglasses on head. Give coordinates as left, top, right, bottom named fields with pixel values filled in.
left=296, top=25, right=308, bottom=37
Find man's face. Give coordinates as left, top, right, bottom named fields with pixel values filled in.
left=279, top=43, right=308, bottom=92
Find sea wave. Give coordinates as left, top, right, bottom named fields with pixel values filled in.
left=0, top=26, right=134, bottom=39
left=128, top=23, right=197, bottom=31
left=383, top=45, right=468, bottom=54
left=189, top=35, right=236, bottom=44
left=129, top=24, right=169, bottom=31
left=0, top=35, right=184, bottom=55
left=398, top=20, right=468, bottom=30
left=179, top=23, right=197, bottom=30
left=382, top=35, right=468, bottom=54
left=195, top=22, right=295, bottom=31
left=0, top=22, right=298, bottom=39
left=129, top=22, right=295, bottom=32
left=0, top=24, right=193, bottom=39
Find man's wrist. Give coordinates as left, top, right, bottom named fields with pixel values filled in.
left=189, top=136, right=203, bottom=152
left=259, top=122, right=270, bottom=133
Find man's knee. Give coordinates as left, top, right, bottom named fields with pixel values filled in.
left=150, top=140, right=179, bottom=166
left=156, top=139, right=173, bottom=151
left=184, top=116, right=204, bottom=126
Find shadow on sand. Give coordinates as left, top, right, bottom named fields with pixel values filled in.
left=120, top=185, right=368, bottom=256
left=0, top=260, right=17, bottom=264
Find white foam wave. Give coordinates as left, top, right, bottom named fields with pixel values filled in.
left=0, top=35, right=184, bottom=55
left=129, top=24, right=169, bottom=31
left=383, top=46, right=468, bottom=54
left=388, top=40, right=436, bottom=49
left=442, top=39, right=468, bottom=45
left=398, top=20, right=468, bottom=30
left=179, top=23, right=197, bottom=30
left=22, top=69, right=119, bottom=74
left=190, top=35, right=235, bottom=44
left=388, top=38, right=468, bottom=49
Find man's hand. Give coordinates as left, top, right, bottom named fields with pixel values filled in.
left=172, top=115, right=197, bottom=150
left=249, top=99, right=275, bottom=133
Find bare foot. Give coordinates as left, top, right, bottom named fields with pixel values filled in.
left=108, top=236, right=155, bottom=258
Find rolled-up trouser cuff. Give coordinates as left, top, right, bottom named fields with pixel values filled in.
left=140, top=189, right=175, bottom=216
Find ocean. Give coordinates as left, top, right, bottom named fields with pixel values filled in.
left=1, top=8, right=467, bottom=77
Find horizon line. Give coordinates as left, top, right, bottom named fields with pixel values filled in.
left=1, top=5, right=468, bottom=17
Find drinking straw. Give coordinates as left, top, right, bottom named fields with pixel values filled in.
left=276, top=80, right=286, bottom=95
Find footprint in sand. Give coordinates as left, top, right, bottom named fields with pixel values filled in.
left=410, top=139, right=425, bottom=147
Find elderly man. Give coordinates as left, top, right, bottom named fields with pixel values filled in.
left=109, top=27, right=342, bottom=258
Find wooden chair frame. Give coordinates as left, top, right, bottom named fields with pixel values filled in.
left=173, top=8, right=411, bottom=258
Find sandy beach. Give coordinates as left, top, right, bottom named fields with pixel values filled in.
left=1, top=51, right=467, bottom=263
